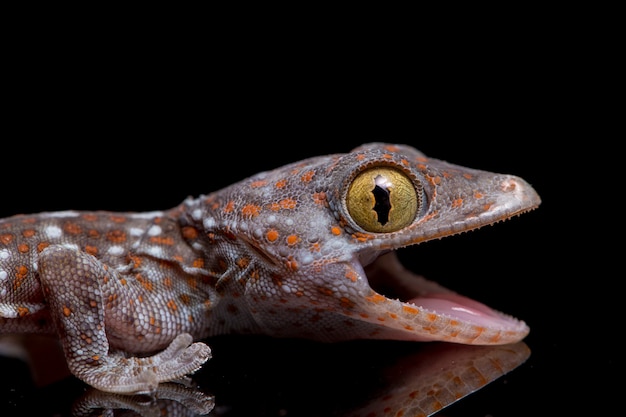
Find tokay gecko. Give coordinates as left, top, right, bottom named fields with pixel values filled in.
left=0, top=143, right=541, bottom=394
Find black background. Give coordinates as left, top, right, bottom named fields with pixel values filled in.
left=0, top=16, right=614, bottom=416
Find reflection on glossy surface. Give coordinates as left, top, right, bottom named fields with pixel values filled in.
left=0, top=336, right=530, bottom=416
left=73, top=382, right=214, bottom=417
left=340, top=341, right=530, bottom=417
left=201, top=336, right=530, bottom=416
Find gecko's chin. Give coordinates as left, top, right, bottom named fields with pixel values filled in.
left=362, top=251, right=528, bottom=335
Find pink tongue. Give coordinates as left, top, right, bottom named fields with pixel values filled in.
left=409, top=293, right=516, bottom=328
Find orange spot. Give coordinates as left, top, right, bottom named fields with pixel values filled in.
left=353, top=232, right=374, bottom=242
left=427, top=313, right=438, bottom=321
left=382, top=153, right=393, bottom=159
left=384, top=145, right=400, bottom=152
left=85, top=245, right=98, bottom=255
left=312, top=192, right=327, bottom=205
left=242, top=204, right=261, bottom=217
left=365, top=293, right=386, bottom=303
left=356, top=154, right=365, bottom=161
left=301, top=170, right=315, bottom=182
left=285, top=258, right=299, bottom=271
left=17, top=307, right=30, bottom=317
left=0, top=234, right=14, bottom=245
left=236, top=257, right=250, bottom=268
left=474, top=192, right=484, bottom=199
left=88, top=229, right=100, bottom=238
left=17, top=243, right=29, bottom=253
left=223, top=200, right=235, bottom=213
left=167, top=299, right=178, bottom=311
left=483, top=203, right=493, bottom=211
left=463, top=173, right=473, bottom=179
left=22, top=229, right=36, bottom=238
left=37, top=242, right=49, bottom=253
left=14, top=265, right=28, bottom=289
left=193, top=258, right=205, bottom=268
left=345, top=268, right=358, bottom=282
left=402, top=305, right=419, bottom=314
left=265, top=229, right=280, bottom=242
left=82, top=214, right=98, bottom=221
left=179, top=294, right=191, bottom=305
left=286, top=234, right=300, bottom=245
left=106, top=230, right=127, bottom=243
left=110, top=215, right=126, bottom=223
left=279, top=198, right=297, bottom=209
left=310, top=242, right=321, bottom=252
left=442, top=171, right=452, bottom=178
left=182, top=226, right=199, bottom=239
left=452, top=198, right=463, bottom=208
left=129, top=255, right=142, bottom=268
left=331, top=226, right=341, bottom=236
left=250, top=180, right=268, bottom=188
left=275, top=179, right=287, bottom=188
left=64, top=222, right=82, bottom=235
left=135, top=274, right=153, bottom=291
left=63, top=306, right=71, bottom=317
left=150, top=236, right=175, bottom=245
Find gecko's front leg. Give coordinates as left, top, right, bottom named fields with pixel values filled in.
left=37, top=245, right=211, bottom=394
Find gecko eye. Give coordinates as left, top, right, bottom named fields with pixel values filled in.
left=346, top=167, right=419, bottom=233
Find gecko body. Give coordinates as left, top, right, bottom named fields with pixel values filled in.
left=0, top=143, right=540, bottom=394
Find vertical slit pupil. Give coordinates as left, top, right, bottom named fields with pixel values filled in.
left=372, top=175, right=391, bottom=225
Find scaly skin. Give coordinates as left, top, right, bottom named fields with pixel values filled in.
left=0, top=142, right=540, bottom=393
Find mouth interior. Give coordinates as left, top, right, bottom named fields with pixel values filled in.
left=363, top=251, right=523, bottom=330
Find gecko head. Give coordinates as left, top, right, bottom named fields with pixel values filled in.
left=211, top=143, right=540, bottom=345
left=308, top=143, right=541, bottom=345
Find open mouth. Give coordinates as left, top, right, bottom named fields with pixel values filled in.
left=359, top=250, right=529, bottom=345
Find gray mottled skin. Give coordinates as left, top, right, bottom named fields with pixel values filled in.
left=0, top=143, right=540, bottom=394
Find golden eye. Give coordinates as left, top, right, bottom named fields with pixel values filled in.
left=346, top=167, right=418, bottom=233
